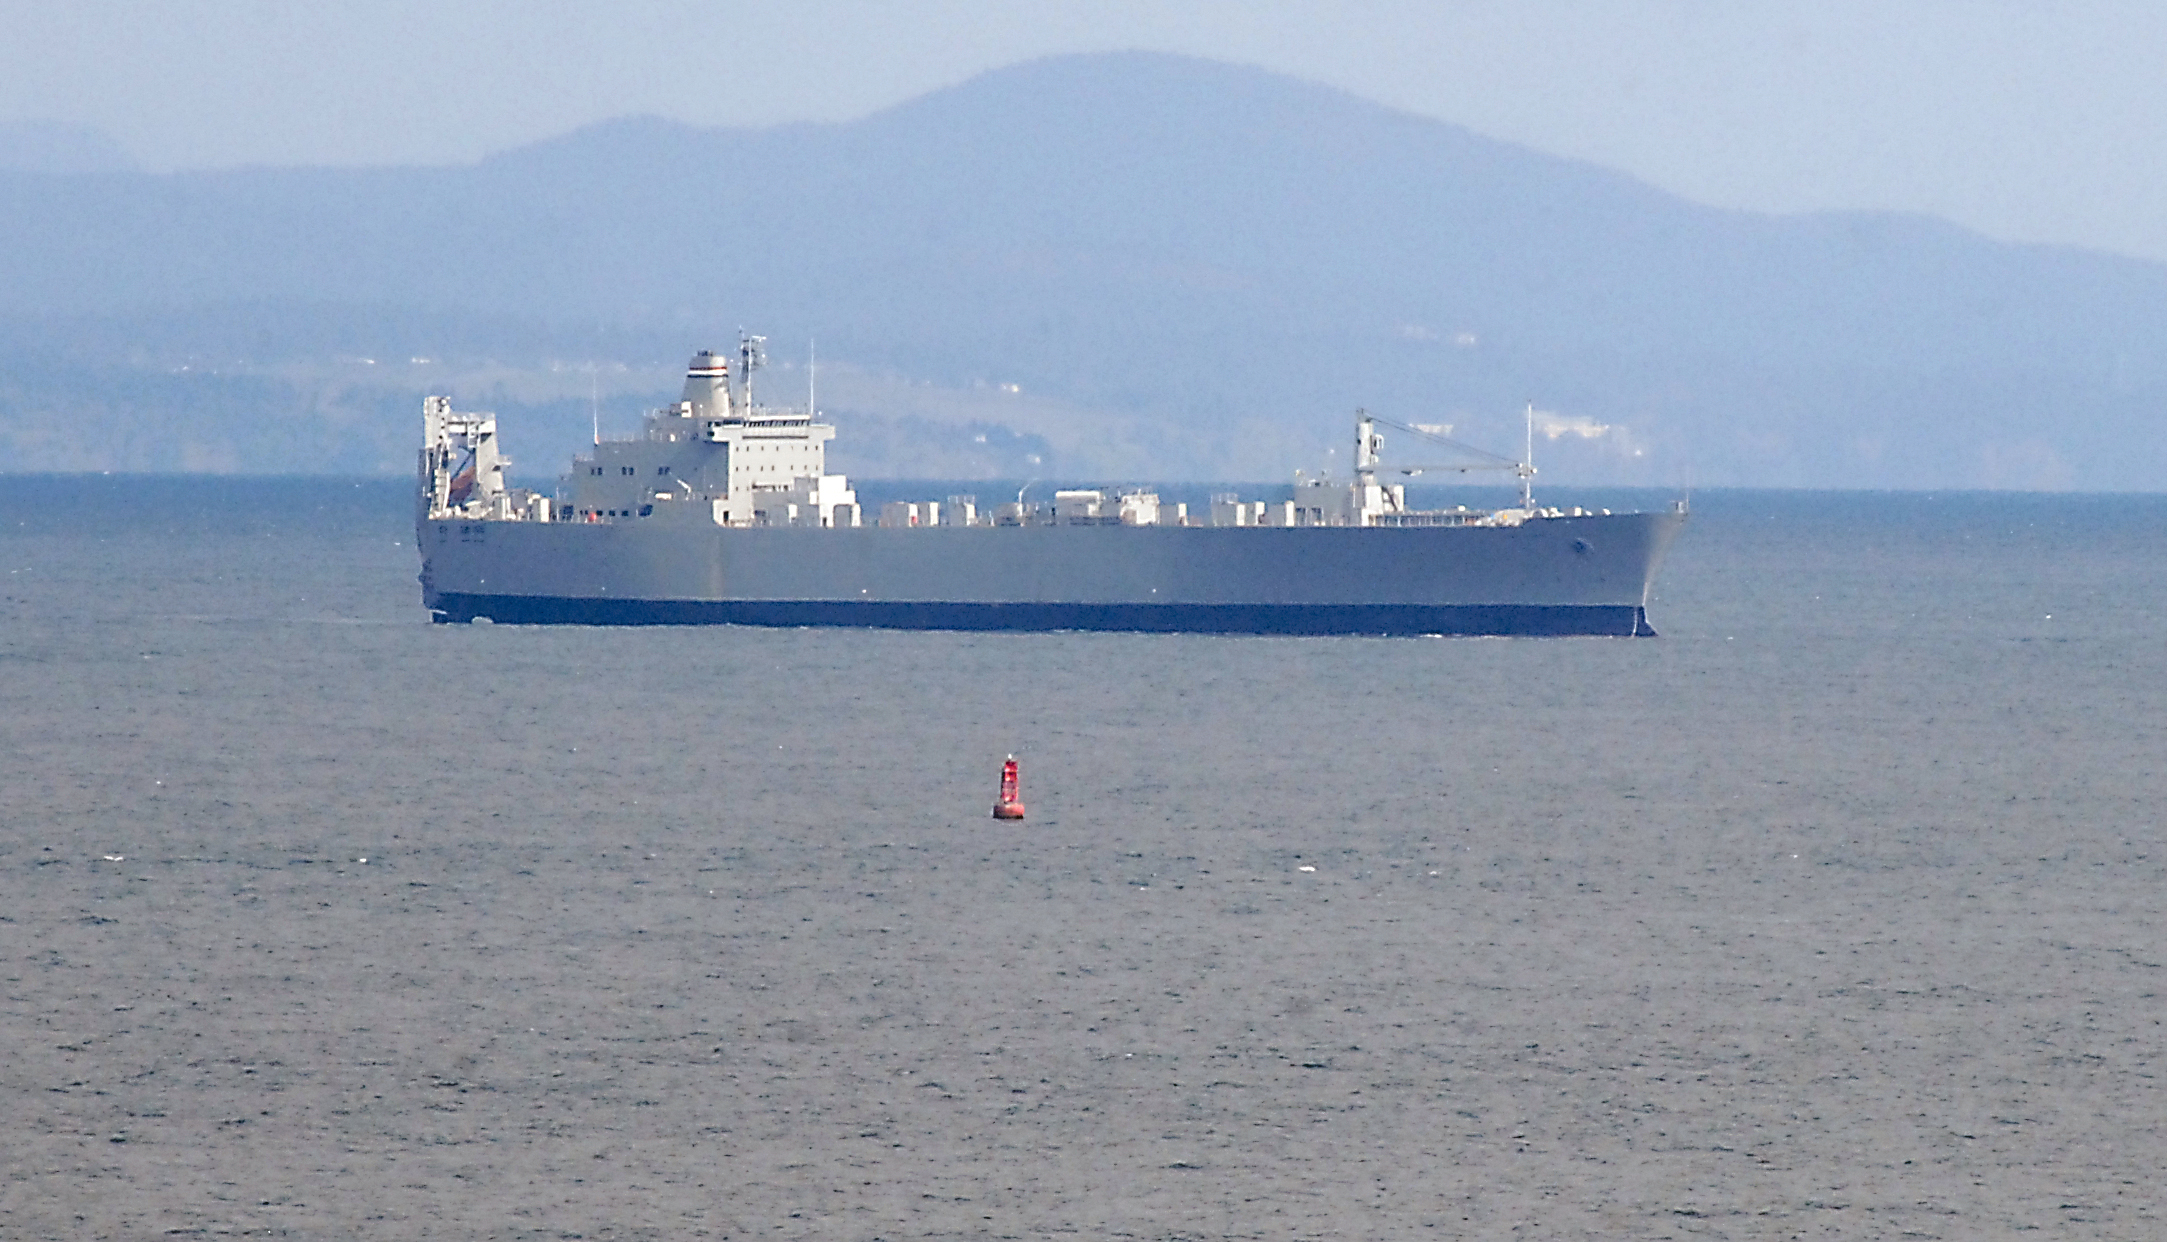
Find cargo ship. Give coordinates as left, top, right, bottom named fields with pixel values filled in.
left=416, top=339, right=1685, bottom=635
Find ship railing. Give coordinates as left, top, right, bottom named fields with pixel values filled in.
left=1373, top=510, right=1482, bottom=528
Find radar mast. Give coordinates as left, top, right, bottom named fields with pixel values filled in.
left=736, top=332, right=767, bottom=411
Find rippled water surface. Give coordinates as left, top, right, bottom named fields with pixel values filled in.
left=3, top=479, right=2163, bottom=1239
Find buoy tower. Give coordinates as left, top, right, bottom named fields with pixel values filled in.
left=992, top=756, right=1026, bottom=820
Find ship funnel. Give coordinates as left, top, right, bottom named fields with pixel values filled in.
left=681, top=351, right=733, bottom=418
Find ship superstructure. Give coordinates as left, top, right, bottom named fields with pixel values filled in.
left=426, top=336, right=859, bottom=531
left=417, top=343, right=1685, bottom=635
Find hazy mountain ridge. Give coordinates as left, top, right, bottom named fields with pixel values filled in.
left=2, top=52, right=2162, bottom=486
left=0, top=119, right=139, bottom=175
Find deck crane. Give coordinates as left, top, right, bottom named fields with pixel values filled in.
left=1355, top=404, right=1539, bottom=512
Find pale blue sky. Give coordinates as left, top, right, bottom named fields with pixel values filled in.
left=7, top=1, right=2164, bottom=260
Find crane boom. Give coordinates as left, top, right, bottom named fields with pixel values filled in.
left=1358, top=407, right=1536, bottom=510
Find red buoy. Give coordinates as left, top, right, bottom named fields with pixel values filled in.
left=991, top=755, right=1026, bottom=819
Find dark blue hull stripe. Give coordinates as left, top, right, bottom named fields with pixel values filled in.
left=429, top=594, right=1656, bottom=636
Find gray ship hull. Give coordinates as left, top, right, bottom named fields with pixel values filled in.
left=417, top=512, right=1685, bottom=636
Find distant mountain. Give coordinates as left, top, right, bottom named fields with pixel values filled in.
left=0, top=120, right=138, bottom=175
left=2, top=52, right=2163, bottom=487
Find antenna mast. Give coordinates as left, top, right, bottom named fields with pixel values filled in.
left=590, top=365, right=600, bottom=446
left=808, top=338, right=816, bottom=416
left=1520, top=401, right=1536, bottom=511
left=737, top=331, right=766, bottom=411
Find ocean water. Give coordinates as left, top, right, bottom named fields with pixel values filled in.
left=2, top=478, right=2163, bottom=1240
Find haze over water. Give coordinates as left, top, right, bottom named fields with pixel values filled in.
left=3, top=479, right=2162, bottom=1238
